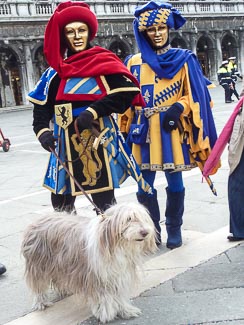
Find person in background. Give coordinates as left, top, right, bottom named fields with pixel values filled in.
left=227, top=57, right=240, bottom=101
left=228, top=56, right=243, bottom=81
left=217, top=60, right=234, bottom=103
left=27, top=1, right=149, bottom=214
left=0, top=263, right=6, bottom=275
left=118, top=0, right=219, bottom=249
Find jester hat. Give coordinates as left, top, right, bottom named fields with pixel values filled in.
left=44, top=1, right=98, bottom=70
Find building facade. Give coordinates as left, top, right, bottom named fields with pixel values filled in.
left=0, top=0, right=243, bottom=108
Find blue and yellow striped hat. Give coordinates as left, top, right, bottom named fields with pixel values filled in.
left=135, top=1, right=186, bottom=32
left=132, top=1, right=186, bottom=78
left=138, top=7, right=171, bottom=31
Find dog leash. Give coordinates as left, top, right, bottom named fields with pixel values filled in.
left=49, top=143, right=104, bottom=216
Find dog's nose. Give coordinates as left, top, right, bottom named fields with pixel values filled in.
left=140, top=230, right=149, bottom=237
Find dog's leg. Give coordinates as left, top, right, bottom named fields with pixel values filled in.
left=32, top=292, right=53, bottom=311
left=91, top=295, right=141, bottom=323
left=117, top=299, right=141, bottom=319
left=25, top=271, right=53, bottom=311
left=90, top=294, right=119, bottom=324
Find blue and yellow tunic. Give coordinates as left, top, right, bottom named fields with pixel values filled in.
left=28, top=68, right=151, bottom=195
left=119, top=48, right=218, bottom=174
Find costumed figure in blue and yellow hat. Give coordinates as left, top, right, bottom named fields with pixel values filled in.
left=118, top=1, right=220, bottom=248
left=27, top=1, right=151, bottom=214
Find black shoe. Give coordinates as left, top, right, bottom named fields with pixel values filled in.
left=0, top=263, right=6, bottom=275
left=225, top=101, right=232, bottom=103
left=227, top=235, right=244, bottom=242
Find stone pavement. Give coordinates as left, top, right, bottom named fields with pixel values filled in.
left=1, top=83, right=244, bottom=325
left=82, top=241, right=244, bottom=325
left=0, top=104, right=32, bottom=114
left=3, top=207, right=244, bottom=325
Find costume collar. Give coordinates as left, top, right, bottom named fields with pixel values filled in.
left=155, top=44, right=171, bottom=55
left=142, top=47, right=193, bottom=79
left=56, top=46, right=145, bottom=106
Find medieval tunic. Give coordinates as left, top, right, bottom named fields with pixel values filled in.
left=28, top=56, right=150, bottom=196
left=119, top=48, right=218, bottom=175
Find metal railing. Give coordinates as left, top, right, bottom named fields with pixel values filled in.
left=0, top=1, right=243, bottom=19
left=0, top=3, right=10, bottom=15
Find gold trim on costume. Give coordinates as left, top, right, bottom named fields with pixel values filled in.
left=26, top=95, right=46, bottom=105
left=100, top=75, right=140, bottom=95
left=140, top=162, right=197, bottom=172
left=100, top=75, right=110, bottom=93
left=37, top=128, right=51, bottom=139
left=107, top=87, right=140, bottom=95
left=87, top=107, right=98, bottom=119
left=142, top=106, right=171, bottom=117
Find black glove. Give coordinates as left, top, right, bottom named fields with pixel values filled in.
left=76, top=110, right=94, bottom=132
left=38, top=131, right=56, bottom=152
left=162, top=103, right=184, bottom=133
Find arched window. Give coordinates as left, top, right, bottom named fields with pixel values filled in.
left=0, top=49, right=22, bottom=107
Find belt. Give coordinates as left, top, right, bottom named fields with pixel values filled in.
left=136, top=106, right=171, bottom=118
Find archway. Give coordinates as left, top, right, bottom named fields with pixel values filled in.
left=196, top=36, right=214, bottom=79
left=33, top=46, right=48, bottom=82
left=0, top=49, right=22, bottom=107
left=171, top=36, right=187, bottom=49
left=108, top=38, right=131, bottom=62
left=221, top=34, right=238, bottom=60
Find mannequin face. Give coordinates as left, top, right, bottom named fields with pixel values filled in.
left=145, top=23, right=168, bottom=48
left=64, top=21, right=89, bottom=53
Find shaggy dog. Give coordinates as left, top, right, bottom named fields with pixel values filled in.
left=21, top=202, right=157, bottom=323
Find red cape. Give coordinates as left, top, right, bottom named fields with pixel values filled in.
left=54, top=46, right=145, bottom=106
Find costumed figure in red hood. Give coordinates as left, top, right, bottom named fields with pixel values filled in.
left=118, top=0, right=220, bottom=248
left=27, top=1, right=151, bottom=214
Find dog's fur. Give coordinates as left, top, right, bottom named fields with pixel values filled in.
left=21, top=202, right=157, bottom=323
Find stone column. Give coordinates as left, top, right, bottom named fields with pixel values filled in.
left=189, top=33, right=197, bottom=54
left=19, top=62, right=29, bottom=105
left=209, top=48, right=217, bottom=81
left=215, top=32, right=222, bottom=70
left=22, top=43, right=35, bottom=95
left=131, top=37, right=138, bottom=54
